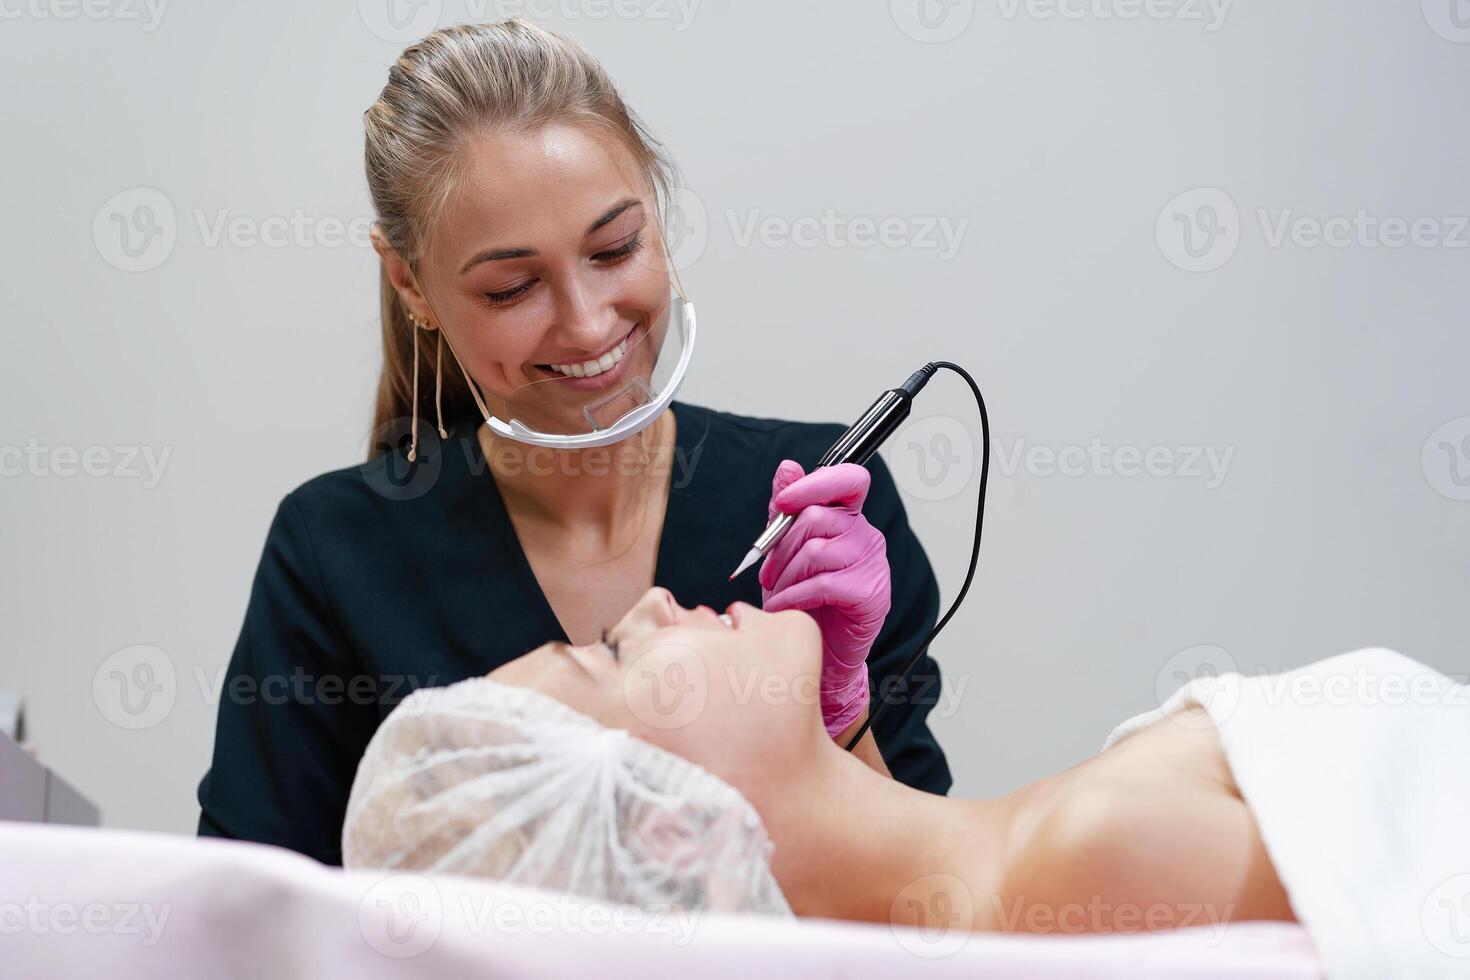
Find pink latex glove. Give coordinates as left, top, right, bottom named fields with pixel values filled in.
left=759, top=460, right=892, bottom=739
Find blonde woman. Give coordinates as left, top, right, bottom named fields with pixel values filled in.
left=196, top=19, right=950, bottom=866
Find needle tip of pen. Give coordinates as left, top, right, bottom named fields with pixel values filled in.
left=728, top=547, right=761, bottom=581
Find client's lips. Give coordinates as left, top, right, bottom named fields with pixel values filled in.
left=691, top=604, right=730, bottom=630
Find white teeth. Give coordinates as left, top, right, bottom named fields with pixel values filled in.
left=546, top=333, right=631, bottom=378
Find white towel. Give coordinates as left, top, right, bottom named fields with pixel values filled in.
left=1101, top=647, right=1470, bottom=980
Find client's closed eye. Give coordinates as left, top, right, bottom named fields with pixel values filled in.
left=599, top=627, right=621, bottom=662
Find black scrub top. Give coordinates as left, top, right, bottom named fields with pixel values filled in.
left=196, top=399, right=953, bottom=865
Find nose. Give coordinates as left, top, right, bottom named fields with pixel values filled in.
left=554, top=276, right=620, bottom=353
left=616, top=586, right=678, bottom=638
left=646, top=586, right=678, bottom=622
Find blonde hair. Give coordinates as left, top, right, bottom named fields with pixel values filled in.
left=362, top=18, right=682, bottom=459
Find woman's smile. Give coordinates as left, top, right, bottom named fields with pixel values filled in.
left=530, top=320, right=645, bottom=392
left=537, top=322, right=638, bottom=377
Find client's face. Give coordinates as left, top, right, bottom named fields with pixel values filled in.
left=488, top=587, right=828, bottom=781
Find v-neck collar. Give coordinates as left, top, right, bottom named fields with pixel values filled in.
left=446, top=401, right=709, bottom=646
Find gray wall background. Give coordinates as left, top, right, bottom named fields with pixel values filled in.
left=1, top=1, right=1467, bottom=836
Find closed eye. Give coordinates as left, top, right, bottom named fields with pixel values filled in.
left=592, top=233, right=645, bottom=263
left=483, top=232, right=647, bottom=307
left=600, top=627, right=621, bottom=662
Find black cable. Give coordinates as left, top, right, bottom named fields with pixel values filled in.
left=845, top=361, right=990, bottom=753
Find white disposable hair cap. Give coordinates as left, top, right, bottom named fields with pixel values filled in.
left=342, top=676, right=793, bottom=917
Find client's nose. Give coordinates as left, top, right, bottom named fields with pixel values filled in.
left=617, top=586, right=678, bottom=639
left=644, top=585, right=677, bottom=617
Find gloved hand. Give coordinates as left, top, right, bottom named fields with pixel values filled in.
left=759, top=460, right=892, bottom=739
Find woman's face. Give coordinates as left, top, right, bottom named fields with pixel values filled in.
left=488, top=587, right=829, bottom=782
left=381, top=120, right=673, bottom=430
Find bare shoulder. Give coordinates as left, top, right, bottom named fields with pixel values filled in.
left=996, top=709, right=1294, bottom=933
left=1103, top=706, right=1239, bottom=796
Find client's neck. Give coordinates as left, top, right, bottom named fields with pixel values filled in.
left=749, top=740, right=1010, bottom=926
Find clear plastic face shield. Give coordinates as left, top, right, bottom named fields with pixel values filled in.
left=431, top=213, right=696, bottom=451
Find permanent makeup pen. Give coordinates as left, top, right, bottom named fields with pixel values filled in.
left=728, top=365, right=938, bottom=580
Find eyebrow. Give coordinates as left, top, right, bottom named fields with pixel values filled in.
left=458, top=197, right=644, bottom=275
